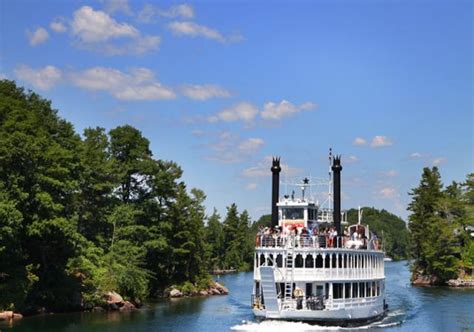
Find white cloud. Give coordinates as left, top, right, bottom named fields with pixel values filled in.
left=238, top=138, right=264, bottom=154
left=241, top=156, right=302, bottom=178
left=209, top=102, right=259, bottom=124
left=50, top=18, right=67, bottom=33
left=370, top=135, right=393, bottom=148
left=138, top=4, right=194, bottom=23
left=168, top=21, right=237, bottom=43
left=71, top=6, right=159, bottom=55
left=409, top=152, right=423, bottom=159
left=181, top=84, right=231, bottom=100
left=27, top=27, right=49, bottom=46
left=353, top=137, right=367, bottom=146
left=432, top=157, right=447, bottom=166
left=346, top=155, right=358, bottom=163
left=381, top=170, right=399, bottom=177
left=379, top=186, right=397, bottom=199
left=70, top=66, right=175, bottom=100
left=101, top=0, right=132, bottom=15
left=261, top=100, right=316, bottom=120
left=246, top=183, right=257, bottom=191
left=204, top=132, right=264, bottom=164
left=15, top=65, right=62, bottom=90
left=72, top=6, right=138, bottom=42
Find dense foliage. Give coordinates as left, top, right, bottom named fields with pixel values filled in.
left=0, top=81, right=211, bottom=312
left=346, top=207, right=410, bottom=260
left=205, top=204, right=255, bottom=272
left=408, top=167, right=474, bottom=283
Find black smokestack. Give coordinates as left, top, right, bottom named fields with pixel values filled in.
left=271, top=157, right=281, bottom=227
left=332, top=155, right=343, bottom=243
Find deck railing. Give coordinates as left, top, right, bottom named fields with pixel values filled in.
left=256, top=234, right=381, bottom=251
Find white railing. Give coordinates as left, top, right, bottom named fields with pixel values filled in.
left=257, top=234, right=382, bottom=251
left=254, top=267, right=384, bottom=281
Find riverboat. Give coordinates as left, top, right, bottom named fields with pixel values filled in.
left=251, top=151, right=387, bottom=325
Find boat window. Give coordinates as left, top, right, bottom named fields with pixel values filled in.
left=306, top=283, right=313, bottom=297
left=282, top=208, right=304, bottom=220
left=360, top=282, right=365, bottom=297
left=352, top=282, right=359, bottom=298
left=276, top=254, right=283, bottom=268
left=345, top=283, right=351, bottom=299
left=295, top=254, right=304, bottom=268
left=315, top=254, right=323, bottom=268
left=305, top=255, right=314, bottom=268
left=333, top=283, right=343, bottom=299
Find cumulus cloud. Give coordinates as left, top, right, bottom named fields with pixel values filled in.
left=205, top=132, right=264, bottom=163
left=432, top=157, right=447, bottom=166
left=381, top=170, right=399, bottom=177
left=261, top=100, right=316, bottom=121
left=181, top=84, right=231, bottom=100
left=245, top=183, right=257, bottom=191
left=370, top=135, right=393, bottom=148
left=71, top=6, right=137, bottom=42
left=101, top=0, right=132, bottom=15
left=241, top=156, right=302, bottom=178
left=409, top=152, right=423, bottom=159
left=50, top=18, right=67, bottom=33
left=70, top=66, right=175, bottom=100
left=71, top=6, right=160, bottom=55
left=208, top=102, right=259, bottom=124
left=15, top=65, right=62, bottom=90
left=353, top=137, right=367, bottom=146
left=27, top=27, right=49, bottom=46
left=168, top=21, right=242, bottom=43
left=346, top=155, right=358, bottom=163
left=138, top=3, right=194, bottom=22
left=379, top=186, right=397, bottom=199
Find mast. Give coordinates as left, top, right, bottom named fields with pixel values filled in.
left=271, top=157, right=281, bottom=227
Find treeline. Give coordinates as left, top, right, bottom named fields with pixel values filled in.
left=408, top=167, right=474, bottom=284
left=346, top=207, right=410, bottom=260
left=0, top=80, right=226, bottom=313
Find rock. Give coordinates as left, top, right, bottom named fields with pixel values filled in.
left=119, top=301, right=136, bottom=312
left=105, top=291, right=123, bottom=304
left=92, top=306, right=105, bottom=312
left=131, top=297, right=143, bottom=308
left=0, top=311, right=22, bottom=321
left=199, top=290, right=208, bottom=296
left=209, top=288, right=221, bottom=295
left=108, top=302, right=120, bottom=311
left=0, top=311, right=14, bottom=321
left=169, top=288, right=183, bottom=298
left=214, top=282, right=229, bottom=295
left=447, top=278, right=474, bottom=288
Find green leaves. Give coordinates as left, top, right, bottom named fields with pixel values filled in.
left=408, top=167, right=472, bottom=283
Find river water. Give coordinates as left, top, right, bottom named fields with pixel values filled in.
left=1, top=261, right=473, bottom=332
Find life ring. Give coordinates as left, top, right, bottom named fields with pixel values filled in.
left=293, top=287, right=304, bottom=297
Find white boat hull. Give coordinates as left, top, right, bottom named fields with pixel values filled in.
left=253, top=299, right=386, bottom=323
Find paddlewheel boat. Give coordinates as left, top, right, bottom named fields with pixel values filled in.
left=251, top=151, right=387, bottom=324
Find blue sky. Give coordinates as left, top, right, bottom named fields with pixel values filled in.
left=1, top=0, right=472, bottom=221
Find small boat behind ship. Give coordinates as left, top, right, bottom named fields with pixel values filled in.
left=251, top=152, right=387, bottom=325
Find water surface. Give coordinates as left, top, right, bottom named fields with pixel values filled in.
left=1, top=261, right=473, bottom=331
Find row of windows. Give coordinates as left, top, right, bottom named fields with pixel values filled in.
left=332, top=281, right=381, bottom=299
left=256, top=253, right=382, bottom=269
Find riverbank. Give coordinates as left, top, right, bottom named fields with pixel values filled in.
left=412, top=271, right=474, bottom=288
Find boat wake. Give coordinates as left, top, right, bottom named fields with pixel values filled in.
left=231, top=313, right=404, bottom=331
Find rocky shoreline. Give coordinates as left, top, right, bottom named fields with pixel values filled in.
left=167, top=281, right=229, bottom=298
left=412, top=272, right=474, bottom=288
left=0, top=281, right=229, bottom=321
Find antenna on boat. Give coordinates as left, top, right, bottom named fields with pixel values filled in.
left=328, top=148, right=333, bottom=209
left=358, top=206, right=363, bottom=225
